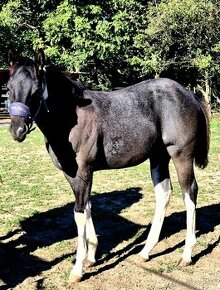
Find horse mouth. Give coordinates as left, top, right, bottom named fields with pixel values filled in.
left=13, top=134, right=26, bottom=143
left=9, top=124, right=28, bottom=142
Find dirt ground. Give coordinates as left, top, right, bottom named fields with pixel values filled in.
left=0, top=188, right=219, bottom=290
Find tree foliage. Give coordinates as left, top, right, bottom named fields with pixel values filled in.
left=0, top=0, right=220, bottom=104
left=133, top=0, right=220, bottom=103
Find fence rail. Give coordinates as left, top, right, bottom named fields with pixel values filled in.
left=0, top=94, right=9, bottom=116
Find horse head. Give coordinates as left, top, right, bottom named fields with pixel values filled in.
left=7, top=48, right=48, bottom=142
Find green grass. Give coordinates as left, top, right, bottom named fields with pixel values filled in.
left=0, top=126, right=72, bottom=232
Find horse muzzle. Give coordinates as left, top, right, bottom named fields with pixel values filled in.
left=9, top=117, right=30, bottom=142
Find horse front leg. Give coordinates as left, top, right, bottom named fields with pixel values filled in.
left=71, top=202, right=98, bottom=282
left=85, top=204, right=98, bottom=268
left=65, top=172, right=98, bottom=283
left=74, top=201, right=98, bottom=271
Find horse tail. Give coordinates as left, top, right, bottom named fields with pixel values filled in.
left=194, top=95, right=211, bottom=169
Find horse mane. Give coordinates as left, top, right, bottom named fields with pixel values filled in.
left=68, top=78, right=87, bottom=98
left=8, top=52, right=89, bottom=107
left=45, top=64, right=90, bottom=107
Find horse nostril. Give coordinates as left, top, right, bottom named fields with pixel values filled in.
left=17, top=126, right=25, bottom=134
left=23, top=124, right=29, bottom=134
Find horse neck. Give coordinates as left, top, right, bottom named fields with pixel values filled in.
left=35, top=87, right=78, bottom=177
left=36, top=71, right=78, bottom=142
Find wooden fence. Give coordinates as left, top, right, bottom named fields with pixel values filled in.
left=0, top=69, right=9, bottom=118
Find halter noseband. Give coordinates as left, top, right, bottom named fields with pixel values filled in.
left=8, top=102, right=31, bottom=119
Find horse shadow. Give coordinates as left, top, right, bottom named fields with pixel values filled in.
left=0, top=187, right=142, bottom=288
left=0, top=187, right=219, bottom=288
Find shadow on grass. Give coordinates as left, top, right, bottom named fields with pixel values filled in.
left=0, top=186, right=219, bottom=288
left=0, top=187, right=142, bottom=288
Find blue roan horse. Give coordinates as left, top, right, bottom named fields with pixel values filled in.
left=7, top=49, right=210, bottom=283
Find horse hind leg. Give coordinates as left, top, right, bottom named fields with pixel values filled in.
left=172, top=155, right=198, bottom=266
left=139, top=150, right=172, bottom=260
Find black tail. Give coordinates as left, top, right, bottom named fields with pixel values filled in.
left=195, top=95, right=210, bottom=169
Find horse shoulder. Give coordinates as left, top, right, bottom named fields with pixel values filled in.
left=69, top=106, right=99, bottom=165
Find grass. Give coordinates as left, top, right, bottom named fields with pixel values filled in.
left=0, top=113, right=219, bottom=289
left=0, top=127, right=72, bottom=232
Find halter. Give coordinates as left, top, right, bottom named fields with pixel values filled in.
left=8, top=70, right=49, bottom=133
left=8, top=102, right=31, bottom=119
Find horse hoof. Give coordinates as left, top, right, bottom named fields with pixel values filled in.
left=130, top=254, right=149, bottom=264
left=139, top=256, right=150, bottom=263
left=69, top=273, right=82, bottom=284
left=178, top=258, right=192, bottom=267
left=85, top=259, right=95, bottom=268
left=138, top=253, right=150, bottom=262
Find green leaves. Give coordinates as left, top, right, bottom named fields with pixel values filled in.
left=0, top=0, right=20, bottom=27
left=0, top=0, right=220, bottom=102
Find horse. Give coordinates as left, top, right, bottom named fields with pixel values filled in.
left=7, top=48, right=210, bottom=283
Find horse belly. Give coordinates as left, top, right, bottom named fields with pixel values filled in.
left=101, top=128, right=156, bottom=169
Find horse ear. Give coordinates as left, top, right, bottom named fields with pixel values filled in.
left=35, top=49, right=45, bottom=71
left=8, top=48, right=18, bottom=66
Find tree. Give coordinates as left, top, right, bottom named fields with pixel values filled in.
left=39, top=0, right=148, bottom=89
left=0, top=0, right=220, bottom=106
left=0, top=0, right=62, bottom=67
left=132, top=0, right=220, bottom=103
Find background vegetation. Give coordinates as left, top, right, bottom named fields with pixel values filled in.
left=0, top=0, right=220, bottom=106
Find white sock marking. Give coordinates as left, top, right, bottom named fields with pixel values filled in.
left=71, top=202, right=97, bottom=277
left=181, top=192, right=196, bottom=263
left=139, top=178, right=172, bottom=259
